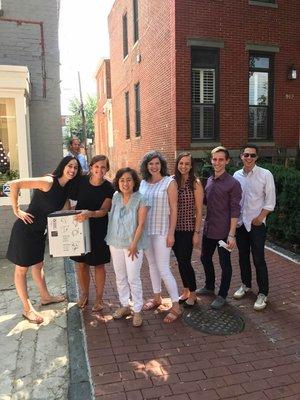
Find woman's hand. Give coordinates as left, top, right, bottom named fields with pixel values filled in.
left=166, top=233, right=175, bottom=248
left=15, top=209, right=34, bottom=224
left=128, top=242, right=139, bottom=260
left=74, top=210, right=91, bottom=223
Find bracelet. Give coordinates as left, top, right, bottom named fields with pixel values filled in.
left=228, top=234, right=235, bottom=238
left=194, top=230, right=200, bottom=234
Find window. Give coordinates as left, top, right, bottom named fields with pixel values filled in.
left=134, top=82, right=141, bottom=136
left=125, top=91, right=130, bottom=139
left=191, top=48, right=219, bottom=140
left=249, top=53, right=274, bottom=139
left=133, top=0, right=139, bottom=43
left=122, top=13, right=128, bottom=58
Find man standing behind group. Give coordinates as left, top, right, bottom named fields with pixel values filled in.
left=197, top=146, right=242, bottom=309
left=233, top=144, right=276, bottom=311
left=68, top=137, right=89, bottom=174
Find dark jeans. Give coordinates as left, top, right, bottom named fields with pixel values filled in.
left=236, top=224, right=269, bottom=296
left=200, top=235, right=232, bottom=299
left=173, top=231, right=197, bottom=292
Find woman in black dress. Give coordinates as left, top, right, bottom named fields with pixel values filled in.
left=71, top=155, right=114, bottom=312
left=6, top=156, right=81, bottom=324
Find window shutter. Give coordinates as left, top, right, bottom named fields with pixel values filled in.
left=192, top=68, right=215, bottom=139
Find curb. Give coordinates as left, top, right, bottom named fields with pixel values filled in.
left=64, top=258, right=94, bottom=400
left=266, top=241, right=300, bottom=264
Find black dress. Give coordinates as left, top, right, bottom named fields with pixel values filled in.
left=70, top=176, right=114, bottom=266
left=6, top=177, right=69, bottom=267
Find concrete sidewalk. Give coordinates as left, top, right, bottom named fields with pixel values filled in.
left=82, top=246, right=300, bottom=400
left=0, top=254, right=69, bottom=400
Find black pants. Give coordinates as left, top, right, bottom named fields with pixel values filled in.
left=173, top=231, right=197, bottom=292
left=200, top=235, right=232, bottom=299
left=236, top=224, right=269, bottom=296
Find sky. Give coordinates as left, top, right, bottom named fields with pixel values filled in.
left=59, top=0, right=115, bottom=114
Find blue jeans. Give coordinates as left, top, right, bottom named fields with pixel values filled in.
left=236, top=224, right=269, bottom=296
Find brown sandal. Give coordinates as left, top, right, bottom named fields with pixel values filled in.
left=163, top=308, right=181, bottom=323
left=142, top=299, right=162, bottom=311
left=22, top=310, right=44, bottom=324
left=77, top=295, right=89, bottom=309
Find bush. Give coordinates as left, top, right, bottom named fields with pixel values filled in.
left=196, top=162, right=300, bottom=252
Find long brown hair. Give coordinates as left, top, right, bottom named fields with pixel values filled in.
left=174, top=152, right=197, bottom=191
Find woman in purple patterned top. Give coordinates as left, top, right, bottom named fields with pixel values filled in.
left=173, top=152, right=203, bottom=307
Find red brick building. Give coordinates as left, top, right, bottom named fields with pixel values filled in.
left=96, top=0, right=299, bottom=174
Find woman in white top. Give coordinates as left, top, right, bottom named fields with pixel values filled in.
left=139, top=151, right=181, bottom=323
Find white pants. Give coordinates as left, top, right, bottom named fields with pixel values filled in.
left=145, top=235, right=179, bottom=303
left=110, top=246, right=143, bottom=313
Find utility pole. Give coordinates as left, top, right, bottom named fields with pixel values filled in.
left=77, top=71, right=88, bottom=162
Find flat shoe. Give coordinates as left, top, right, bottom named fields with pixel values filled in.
left=142, top=299, right=161, bottom=311
left=22, top=310, right=44, bottom=324
left=113, top=306, right=131, bottom=319
left=163, top=308, right=182, bottom=323
left=41, top=295, right=66, bottom=306
left=183, top=300, right=197, bottom=309
left=132, top=312, right=143, bottom=327
left=178, top=296, right=189, bottom=304
left=92, top=301, right=104, bottom=312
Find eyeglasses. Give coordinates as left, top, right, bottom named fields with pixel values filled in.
left=243, top=153, right=257, bottom=158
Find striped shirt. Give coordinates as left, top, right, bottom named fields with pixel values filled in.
left=139, top=176, right=173, bottom=235
left=176, top=178, right=195, bottom=231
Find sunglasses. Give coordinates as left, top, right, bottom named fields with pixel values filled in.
left=243, top=153, right=257, bottom=158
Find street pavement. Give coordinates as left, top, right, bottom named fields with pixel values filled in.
left=0, top=244, right=299, bottom=400
left=0, top=254, right=70, bottom=400
left=82, top=246, right=300, bottom=400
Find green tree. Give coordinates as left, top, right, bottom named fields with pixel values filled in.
left=66, top=95, right=97, bottom=143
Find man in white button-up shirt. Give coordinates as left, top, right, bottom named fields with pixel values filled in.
left=233, top=144, right=276, bottom=311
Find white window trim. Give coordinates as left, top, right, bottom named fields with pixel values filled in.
left=0, top=65, right=31, bottom=206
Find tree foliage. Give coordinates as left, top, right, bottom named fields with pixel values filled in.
left=66, top=95, right=97, bottom=143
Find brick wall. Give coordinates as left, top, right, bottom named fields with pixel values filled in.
left=103, top=0, right=299, bottom=172
left=175, top=0, right=300, bottom=152
left=108, top=0, right=176, bottom=176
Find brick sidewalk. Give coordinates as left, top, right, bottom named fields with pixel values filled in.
left=81, top=247, right=300, bottom=400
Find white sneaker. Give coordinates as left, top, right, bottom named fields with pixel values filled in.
left=254, top=294, right=267, bottom=311
left=233, top=284, right=250, bottom=299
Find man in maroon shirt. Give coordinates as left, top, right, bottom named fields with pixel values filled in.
left=196, top=146, right=242, bottom=309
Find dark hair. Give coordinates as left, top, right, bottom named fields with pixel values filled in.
left=52, top=155, right=81, bottom=178
left=89, top=155, right=110, bottom=171
left=174, top=152, right=197, bottom=191
left=240, top=143, right=259, bottom=155
left=52, top=156, right=82, bottom=197
left=140, top=150, right=168, bottom=181
left=211, top=146, right=230, bottom=160
left=114, top=167, right=140, bottom=192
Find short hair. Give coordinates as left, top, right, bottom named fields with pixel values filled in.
left=140, top=150, right=169, bottom=181
left=174, top=152, right=197, bottom=191
left=89, top=155, right=110, bottom=171
left=211, top=146, right=230, bottom=160
left=240, top=143, right=259, bottom=155
left=69, top=137, right=80, bottom=146
left=114, top=167, right=140, bottom=192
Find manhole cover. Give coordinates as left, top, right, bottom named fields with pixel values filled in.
left=182, top=304, right=245, bottom=335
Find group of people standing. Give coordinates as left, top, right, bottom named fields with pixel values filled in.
left=6, top=141, right=276, bottom=326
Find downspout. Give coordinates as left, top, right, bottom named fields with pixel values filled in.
left=0, top=17, right=47, bottom=98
